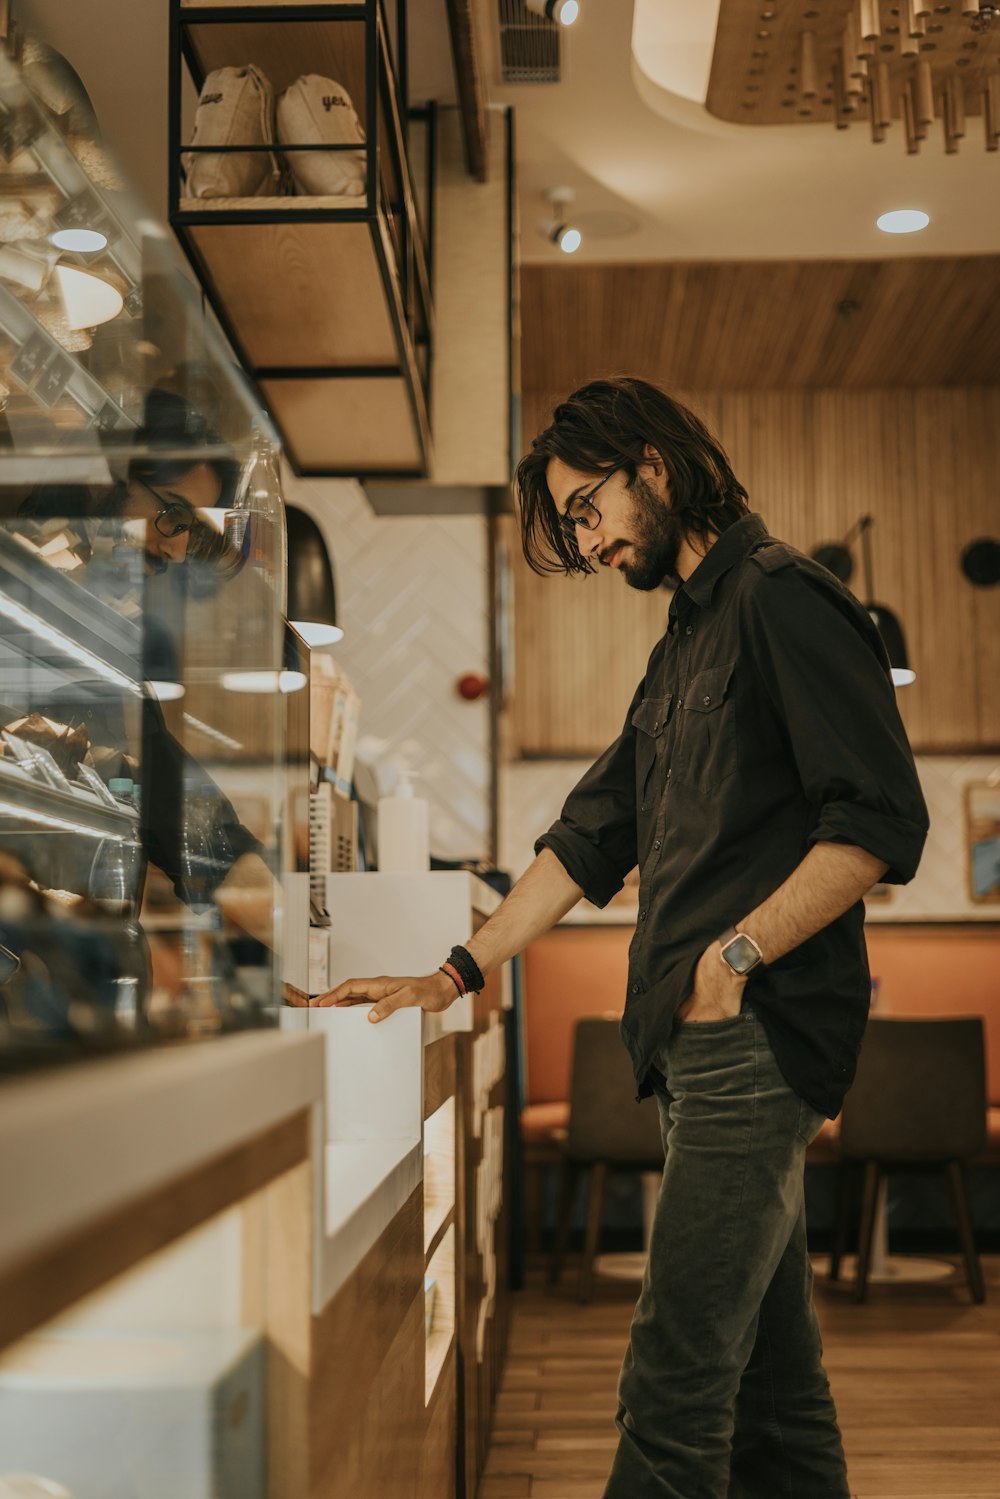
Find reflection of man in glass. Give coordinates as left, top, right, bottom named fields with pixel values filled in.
left=116, top=388, right=241, bottom=578
left=8, top=391, right=278, bottom=1031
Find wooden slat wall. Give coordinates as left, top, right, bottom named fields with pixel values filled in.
left=519, top=260, right=1000, bottom=390
left=510, top=386, right=1000, bottom=757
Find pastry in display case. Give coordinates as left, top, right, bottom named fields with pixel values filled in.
left=0, top=2, right=290, bottom=1068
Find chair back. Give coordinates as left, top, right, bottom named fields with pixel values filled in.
left=840, top=1016, right=987, bottom=1163
left=565, top=1018, right=665, bottom=1166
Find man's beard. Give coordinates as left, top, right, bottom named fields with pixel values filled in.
left=617, top=473, right=684, bottom=592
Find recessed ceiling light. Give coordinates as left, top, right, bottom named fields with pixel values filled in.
left=49, top=228, right=108, bottom=253
left=876, top=209, right=930, bottom=234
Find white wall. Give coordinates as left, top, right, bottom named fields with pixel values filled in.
left=501, top=753, right=1000, bottom=923
left=284, top=472, right=491, bottom=861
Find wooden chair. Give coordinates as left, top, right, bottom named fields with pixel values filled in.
left=829, top=1016, right=987, bottom=1304
left=549, top=1017, right=665, bottom=1302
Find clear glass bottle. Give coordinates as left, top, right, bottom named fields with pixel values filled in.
left=224, top=421, right=287, bottom=616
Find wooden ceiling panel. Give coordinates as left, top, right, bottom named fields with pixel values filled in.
left=708, top=0, right=1000, bottom=130
left=520, top=257, right=1000, bottom=393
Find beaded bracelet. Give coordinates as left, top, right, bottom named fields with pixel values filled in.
left=439, top=962, right=465, bottom=997
left=447, top=943, right=485, bottom=994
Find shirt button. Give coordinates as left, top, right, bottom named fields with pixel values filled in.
left=640, top=802, right=647, bottom=813
left=631, top=983, right=641, bottom=994
left=653, top=839, right=662, bottom=851
left=677, top=698, right=684, bottom=709
left=703, top=694, right=711, bottom=706
left=652, top=721, right=659, bottom=733
left=685, top=625, right=694, bottom=636
left=639, top=909, right=647, bottom=921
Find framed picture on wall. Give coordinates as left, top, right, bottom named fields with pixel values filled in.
left=966, top=781, right=1000, bottom=904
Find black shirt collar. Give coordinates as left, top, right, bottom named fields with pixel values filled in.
left=674, top=512, right=770, bottom=616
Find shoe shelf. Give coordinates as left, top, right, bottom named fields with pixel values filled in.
left=168, top=0, right=433, bottom=477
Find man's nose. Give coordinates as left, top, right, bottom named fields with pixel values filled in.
left=579, top=526, right=603, bottom=559
left=162, top=530, right=190, bottom=564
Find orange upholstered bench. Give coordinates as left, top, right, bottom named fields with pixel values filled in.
left=520, top=924, right=633, bottom=1247
left=521, top=924, right=1000, bottom=1234
left=807, top=924, right=1000, bottom=1167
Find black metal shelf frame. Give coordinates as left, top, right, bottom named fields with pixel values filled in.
left=167, top=0, right=434, bottom=478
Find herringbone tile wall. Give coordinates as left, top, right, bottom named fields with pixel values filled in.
left=282, top=471, right=491, bottom=861
left=500, top=755, right=1000, bottom=921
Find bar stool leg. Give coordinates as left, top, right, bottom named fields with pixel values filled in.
left=548, top=1157, right=578, bottom=1287
left=945, top=1160, right=986, bottom=1304
left=854, top=1160, right=881, bottom=1304
left=828, top=1162, right=854, bottom=1283
left=578, top=1161, right=608, bottom=1304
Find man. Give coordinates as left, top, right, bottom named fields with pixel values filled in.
left=15, top=389, right=273, bottom=942
left=317, top=377, right=929, bottom=1499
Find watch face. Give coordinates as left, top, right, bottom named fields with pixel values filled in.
left=724, top=934, right=760, bottom=975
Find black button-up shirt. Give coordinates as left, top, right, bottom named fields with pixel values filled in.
left=535, top=513, right=929, bottom=1117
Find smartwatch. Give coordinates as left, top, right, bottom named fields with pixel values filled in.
left=719, top=926, right=764, bottom=977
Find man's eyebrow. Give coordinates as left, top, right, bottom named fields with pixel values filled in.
left=162, top=490, right=197, bottom=511
left=560, top=483, right=589, bottom=510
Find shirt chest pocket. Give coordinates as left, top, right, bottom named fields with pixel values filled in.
left=678, top=661, right=738, bottom=793
left=631, top=693, right=672, bottom=807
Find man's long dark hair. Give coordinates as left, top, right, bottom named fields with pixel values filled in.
left=515, top=377, right=750, bottom=576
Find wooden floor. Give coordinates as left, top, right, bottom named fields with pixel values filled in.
left=482, top=1254, right=1000, bottom=1499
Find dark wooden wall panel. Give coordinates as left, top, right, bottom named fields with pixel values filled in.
left=511, top=386, right=1000, bottom=756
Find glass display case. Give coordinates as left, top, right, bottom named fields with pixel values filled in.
left=0, top=2, right=289, bottom=1069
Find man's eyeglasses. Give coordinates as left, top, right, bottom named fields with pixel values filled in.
left=135, top=478, right=196, bottom=539
left=557, top=469, right=617, bottom=542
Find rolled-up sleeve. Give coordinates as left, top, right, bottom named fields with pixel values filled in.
left=746, top=567, right=929, bottom=884
left=534, top=679, right=643, bottom=908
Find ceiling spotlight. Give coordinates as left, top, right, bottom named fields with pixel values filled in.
left=49, top=228, right=108, bottom=253
left=525, top=0, right=579, bottom=24
left=540, top=187, right=583, bottom=254
left=876, top=209, right=930, bottom=234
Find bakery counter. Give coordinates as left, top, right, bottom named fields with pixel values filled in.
left=278, top=869, right=511, bottom=1499
left=0, top=1028, right=325, bottom=1351
left=281, top=870, right=505, bottom=1309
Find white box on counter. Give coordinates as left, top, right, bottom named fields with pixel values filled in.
left=0, top=1328, right=265, bottom=1499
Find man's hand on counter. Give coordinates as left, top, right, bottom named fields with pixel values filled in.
left=310, top=969, right=458, bottom=1023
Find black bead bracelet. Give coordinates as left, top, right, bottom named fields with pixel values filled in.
left=447, top=943, right=485, bottom=994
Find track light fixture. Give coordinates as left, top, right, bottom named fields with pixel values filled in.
left=539, top=187, right=582, bottom=255
left=524, top=0, right=579, bottom=25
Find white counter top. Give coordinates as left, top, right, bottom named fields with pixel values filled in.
left=281, top=869, right=501, bottom=1308
left=0, top=1029, right=326, bottom=1280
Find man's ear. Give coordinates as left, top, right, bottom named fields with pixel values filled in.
left=641, top=443, right=668, bottom=488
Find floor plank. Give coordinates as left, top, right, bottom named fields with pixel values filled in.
left=484, top=1255, right=1000, bottom=1498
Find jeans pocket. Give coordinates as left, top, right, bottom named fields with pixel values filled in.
left=673, top=1012, right=748, bottom=1032
left=794, top=1098, right=828, bottom=1146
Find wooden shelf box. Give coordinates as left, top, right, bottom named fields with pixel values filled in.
left=169, top=0, right=433, bottom=477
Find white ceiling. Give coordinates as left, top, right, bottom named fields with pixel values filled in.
left=485, top=0, right=1000, bottom=263
left=28, top=0, right=1000, bottom=268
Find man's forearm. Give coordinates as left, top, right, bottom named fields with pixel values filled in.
left=740, top=841, right=888, bottom=965
left=464, top=848, right=583, bottom=979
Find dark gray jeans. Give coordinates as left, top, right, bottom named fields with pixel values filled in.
left=603, top=1006, right=851, bottom=1499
